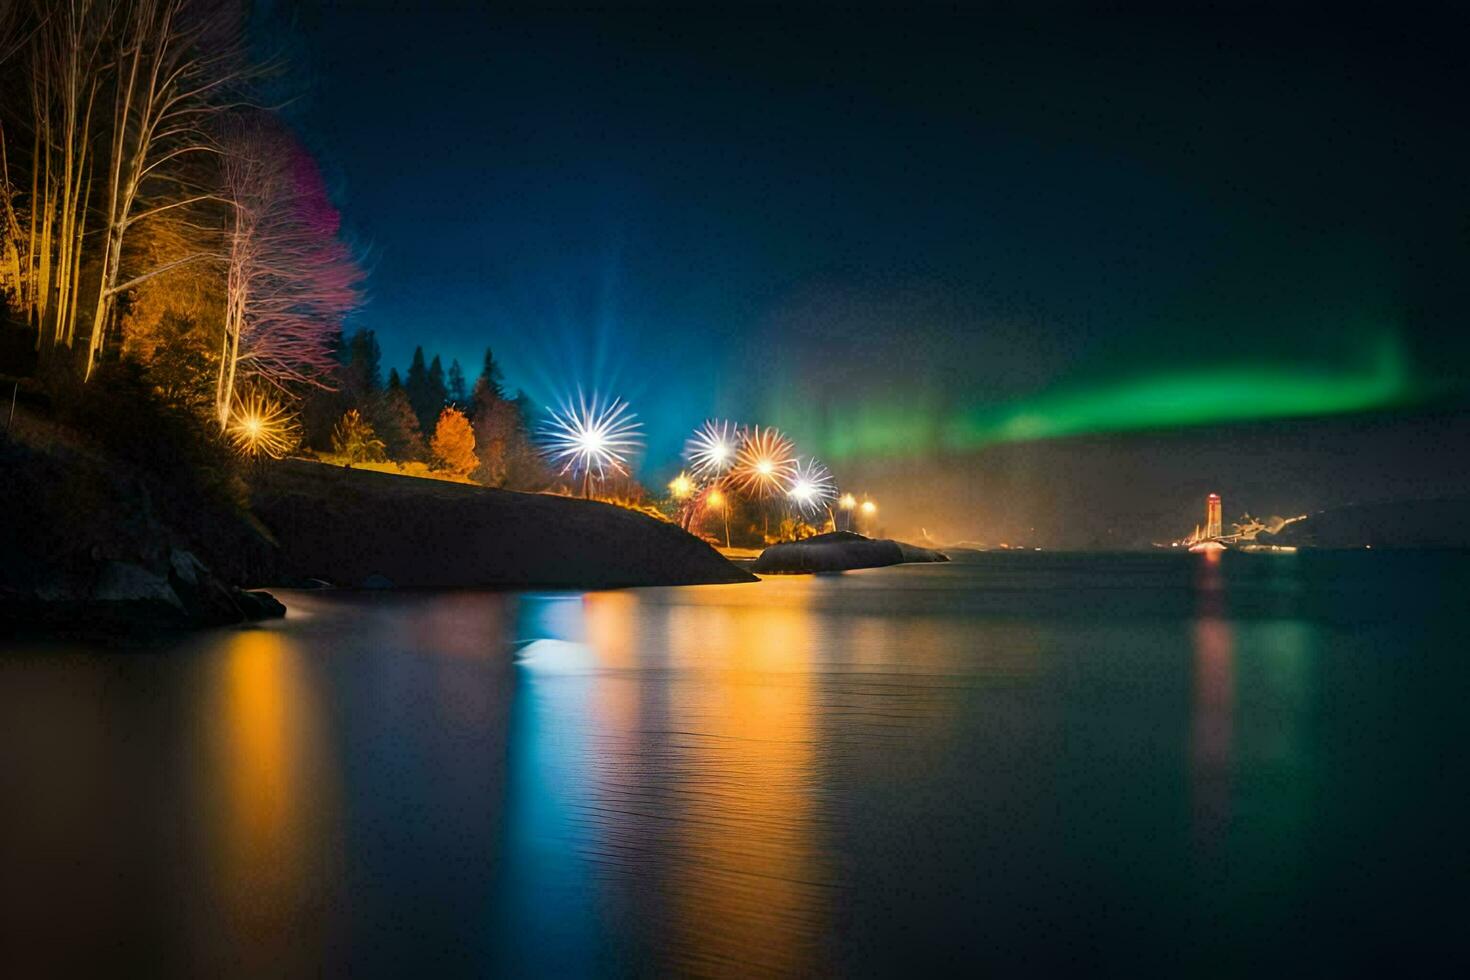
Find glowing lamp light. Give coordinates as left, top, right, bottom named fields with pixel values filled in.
left=839, top=493, right=857, bottom=510
left=668, top=472, right=695, bottom=500
left=707, top=488, right=725, bottom=509
left=227, top=390, right=299, bottom=459
left=861, top=500, right=877, bottom=516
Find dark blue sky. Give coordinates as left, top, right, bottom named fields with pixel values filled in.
left=273, top=2, right=1470, bottom=539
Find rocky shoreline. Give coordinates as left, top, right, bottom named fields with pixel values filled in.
left=4, top=435, right=754, bottom=633
left=2, top=547, right=285, bottom=635
left=2, top=405, right=287, bottom=634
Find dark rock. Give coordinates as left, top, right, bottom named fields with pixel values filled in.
left=92, top=560, right=183, bottom=610
left=237, top=590, right=287, bottom=619
left=753, top=531, right=950, bottom=574
left=169, top=548, right=205, bottom=587
left=2, top=419, right=285, bottom=633
left=3, top=536, right=286, bottom=635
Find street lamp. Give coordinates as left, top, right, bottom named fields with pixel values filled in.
left=668, top=471, right=696, bottom=529
left=668, top=472, right=694, bottom=501
left=707, top=486, right=730, bottom=549
left=860, top=498, right=877, bottom=535
left=839, top=493, right=857, bottom=530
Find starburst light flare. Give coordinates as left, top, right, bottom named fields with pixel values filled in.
left=668, top=471, right=695, bottom=500
left=684, top=419, right=741, bottom=478
left=228, top=390, right=300, bottom=459
left=731, top=425, right=797, bottom=499
left=786, top=457, right=838, bottom=515
left=542, top=393, right=643, bottom=484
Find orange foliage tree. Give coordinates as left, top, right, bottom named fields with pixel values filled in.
left=430, top=406, right=476, bottom=477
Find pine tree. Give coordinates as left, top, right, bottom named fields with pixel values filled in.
left=472, top=397, right=514, bottom=486
left=344, top=329, right=382, bottom=399
left=405, top=345, right=438, bottom=434
left=431, top=406, right=477, bottom=477
left=378, top=369, right=427, bottom=461
left=446, top=358, right=468, bottom=409
left=428, top=354, right=447, bottom=408
left=499, top=391, right=550, bottom=490
left=300, top=330, right=352, bottom=450
left=476, top=347, right=505, bottom=402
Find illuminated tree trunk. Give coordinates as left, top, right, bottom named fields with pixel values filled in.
left=0, top=125, right=25, bottom=302
left=32, top=0, right=106, bottom=358
left=215, top=227, right=248, bottom=426
left=87, top=0, right=244, bottom=380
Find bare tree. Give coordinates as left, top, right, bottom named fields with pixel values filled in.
left=84, top=0, right=248, bottom=379
left=26, top=0, right=112, bottom=354
left=0, top=0, right=249, bottom=376
left=216, top=118, right=359, bottom=427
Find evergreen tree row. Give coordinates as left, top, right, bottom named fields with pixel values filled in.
left=303, top=331, right=547, bottom=490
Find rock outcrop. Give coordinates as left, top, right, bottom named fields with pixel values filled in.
left=2, top=423, right=283, bottom=634
left=2, top=546, right=284, bottom=633
left=752, top=531, right=950, bottom=574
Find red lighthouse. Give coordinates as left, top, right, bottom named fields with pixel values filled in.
left=1205, top=493, right=1222, bottom=540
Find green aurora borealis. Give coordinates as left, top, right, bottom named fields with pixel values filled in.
left=774, top=333, right=1416, bottom=463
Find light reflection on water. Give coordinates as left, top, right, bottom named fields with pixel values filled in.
left=1191, top=549, right=1234, bottom=848
left=501, top=587, right=829, bottom=975
left=193, top=630, right=339, bottom=974
left=1, top=554, right=1466, bottom=975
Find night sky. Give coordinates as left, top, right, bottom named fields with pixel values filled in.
left=273, top=2, right=1469, bottom=544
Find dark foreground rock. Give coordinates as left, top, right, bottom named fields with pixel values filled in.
left=752, top=531, right=950, bottom=574
left=249, top=460, right=756, bottom=589
left=2, top=426, right=284, bottom=634
left=2, top=546, right=285, bottom=634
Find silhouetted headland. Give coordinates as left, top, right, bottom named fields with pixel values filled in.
left=251, top=460, right=755, bottom=590
left=752, top=530, right=949, bottom=573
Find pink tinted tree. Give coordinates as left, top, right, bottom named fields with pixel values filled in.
left=217, top=118, right=360, bottom=428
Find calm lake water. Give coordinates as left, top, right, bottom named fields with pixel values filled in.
left=2, top=552, right=1467, bottom=976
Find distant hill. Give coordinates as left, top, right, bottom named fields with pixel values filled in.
left=1261, top=497, right=1470, bottom=550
